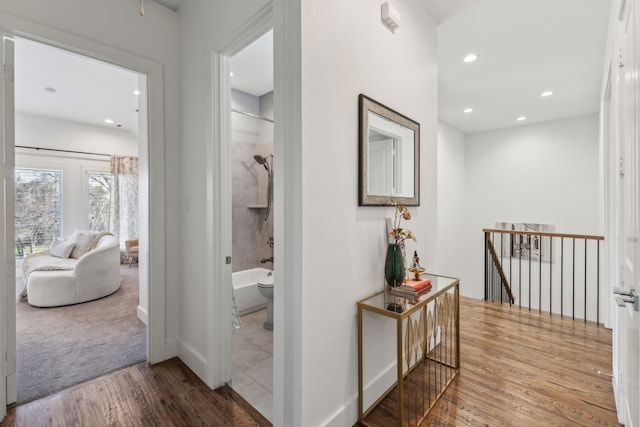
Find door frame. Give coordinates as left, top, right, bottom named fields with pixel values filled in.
left=0, top=34, right=15, bottom=419
left=207, top=2, right=273, bottom=388
left=208, top=3, right=304, bottom=425
left=0, top=11, right=168, bottom=415
left=606, top=0, right=640, bottom=424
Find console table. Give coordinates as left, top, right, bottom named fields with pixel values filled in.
left=357, top=274, right=460, bottom=426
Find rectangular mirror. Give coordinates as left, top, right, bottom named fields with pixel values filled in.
left=358, top=94, right=420, bottom=206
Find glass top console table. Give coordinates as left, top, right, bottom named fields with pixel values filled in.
left=357, top=274, right=460, bottom=426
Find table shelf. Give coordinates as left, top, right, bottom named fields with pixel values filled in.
left=357, top=273, right=460, bottom=426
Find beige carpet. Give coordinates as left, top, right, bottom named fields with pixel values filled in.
left=15, top=265, right=146, bottom=404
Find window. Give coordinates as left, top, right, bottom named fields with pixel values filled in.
left=14, top=168, right=62, bottom=258
left=87, top=172, right=113, bottom=232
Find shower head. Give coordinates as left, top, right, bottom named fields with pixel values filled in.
left=253, top=154, right=268, bottom=165
left=253, top=154, right=273, bottom=171
left=253, top=153, right=273, bottom=222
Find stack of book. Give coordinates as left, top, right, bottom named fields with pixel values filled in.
left=388, top=278, right=432, bottom=300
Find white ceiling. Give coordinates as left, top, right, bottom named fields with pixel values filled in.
left=14, top=0, right=611, bottom=137
left=230, top=30, right=274, bottom=97
left=151, top=0, right=182, bottom=12
left=437, top=0, right=611, bottom=134
left=155, top=0, right=611, bottom=134
left=422, top=0, right=483, bottom=24
left=15, top=37, right=141, bottom=135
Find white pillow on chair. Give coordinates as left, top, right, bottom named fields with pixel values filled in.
left=69, top=231, right=100, bottom=259
left=50, top=238, right=75, bottom=259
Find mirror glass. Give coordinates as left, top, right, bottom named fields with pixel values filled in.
left=359, top=95, right=420, bottom=206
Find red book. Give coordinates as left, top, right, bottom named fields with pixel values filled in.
left=402, top=278, right=432, bottom=291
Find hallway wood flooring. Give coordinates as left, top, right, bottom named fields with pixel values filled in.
left=3, top=297, right=620, bottom=426
left=3, top=358, right=270, bottom=427
left=361, top=296, right=620, bottom=426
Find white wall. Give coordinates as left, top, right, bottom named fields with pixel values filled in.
left=436, top=122, right=466, bottom=281
left=176, top=0, right=270, bottom=384
left=231, top=90, right=274, bottom=272
left=16, top=113, right=138, bottom=157
left=0, top=0, right=180, bottom=359
left=231, top=90, right=264, bottom=273
left=300, top=1, right=437, bottom=424
left=177, top=1, right=438, bottom=424
left=15, top=113, right=138, bottom=236
left=462, top=114, right=601, bottom=299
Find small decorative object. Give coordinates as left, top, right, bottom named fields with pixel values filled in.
left=408, top=250, right=425, bottom=280
left=388, top=201, right=416, bottom=264
left=384, top=242, right=405, bottom=287
left=385, top=202, right=417, bottom=312
left=386, top=302, right=404, bottom=313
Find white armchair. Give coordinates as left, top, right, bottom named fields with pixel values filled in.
left=25, top=234, right=121, bottom=307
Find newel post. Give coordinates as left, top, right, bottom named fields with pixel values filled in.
left=484, top=231, right=489, bottom=301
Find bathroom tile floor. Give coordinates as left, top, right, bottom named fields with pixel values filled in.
left=231, top=309, right=273, bottom=422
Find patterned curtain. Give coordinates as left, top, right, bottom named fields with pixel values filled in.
left=110, top=156, right=139, bottom=248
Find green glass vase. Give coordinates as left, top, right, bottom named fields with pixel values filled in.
left=384, top=243, right=405, bottom=287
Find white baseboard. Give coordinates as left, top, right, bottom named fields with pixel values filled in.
left=164, top=337, right=179, bottom=359
left=611, top=374, right=625, bottom=424
left=319, top=398, right=356, bottom=427
left=137, top=305, right=148, bottom=325
left=320, top=361, right=397, bottom=426
left=177, top=339, right=208, bottom=382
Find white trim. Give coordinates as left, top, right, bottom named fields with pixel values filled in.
left=143, top=58, right=167, bottom=364
left=206, top=52, right=233, bottom=388
left=0, top=10, right=168, bottom=384
left=273, top=0, right=302, bottom=425
left=178, top=338, right=208, bottom=378
left=137, top=305, right=148, bottom=325
left=217, top=5, right=274, bottom=56
left=165, top=337, right=179, bottom=357
left=600, top=63, right=614, bottom=330
left=0, top=33, right=15, bottom=419
left=318, top=361, right=394, bottom=427
left=207, top=4, right=273, bottom=391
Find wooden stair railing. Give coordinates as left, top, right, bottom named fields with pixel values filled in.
left=485, top=233, right=515, bottom=304
left=482, top=228, right=604, bottom=324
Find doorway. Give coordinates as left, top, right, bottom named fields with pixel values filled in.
left=11, top=36, right=147, bottom=404
left=0, top=23, right=167, bottom=411
left=228, top=29, right=274, bottom=422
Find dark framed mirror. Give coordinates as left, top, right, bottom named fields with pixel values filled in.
left=358, top=94, right=420, bottom=206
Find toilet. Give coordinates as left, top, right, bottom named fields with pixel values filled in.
left=257, top=274, right=274, bottom=330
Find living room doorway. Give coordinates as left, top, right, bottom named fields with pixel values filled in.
left=0, top=19, right=168, bottom=416
left=11, top=36, right=148, bottom=404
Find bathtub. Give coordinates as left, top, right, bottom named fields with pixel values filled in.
left=232, top=267, right=271, bottom=316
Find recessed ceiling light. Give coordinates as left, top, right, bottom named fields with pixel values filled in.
left=229, top=71, right=234, bottom=77
left=463, top=53, right=478, bottom=63
left=44, top=87, right=56, bottom=93
left=540, top=91, right=553, bottom=97
left=133, top=90, right=140, bottom=96
left=516, top=116, right=527, bottom=121
left=464, top=108, right=473, bottom=113
left=104, top=119, right=114, bottom=124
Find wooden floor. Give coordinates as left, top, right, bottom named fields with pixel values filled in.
left=2, top=358, right=270, bottom=427
left=2, top=297, right=620, bottom=426
left=361, top=296, right=620, bottom=426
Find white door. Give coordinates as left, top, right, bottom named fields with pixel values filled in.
left=0, top=34, right=16, bottom=420
left=615, top=1, right=640, bottom=425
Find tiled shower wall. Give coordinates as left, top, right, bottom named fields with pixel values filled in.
left=231, top=90, right=274, bottom=273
